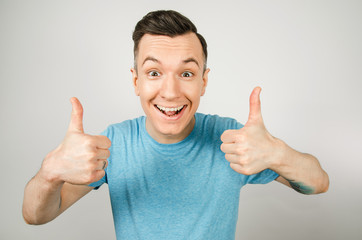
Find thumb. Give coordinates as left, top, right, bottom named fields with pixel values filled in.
left=247, top=87, right=263, bottom=124
left=68, top=97, right=84, bottom=133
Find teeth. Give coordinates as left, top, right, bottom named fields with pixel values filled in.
left=156, top=105, right=184, bottom=112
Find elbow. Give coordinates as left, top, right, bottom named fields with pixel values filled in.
left=319, top=172, right=330, bottom=194
left=22, top=207, right=49, bottom=225
left=23, top=216, right=38, bottom=225
left=23, top=215, right=48, bottom=225
left=290, top=172, right=329, bottom=195
left=22, top=211, right=38, bottom=225
left=313, top=171, right=330, bottom=194
left=22, top=210, right=39, bottom=225
left=22, top=204, right=34, bottom=225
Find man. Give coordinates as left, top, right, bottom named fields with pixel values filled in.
left=23, top=10, right=329, bottom=239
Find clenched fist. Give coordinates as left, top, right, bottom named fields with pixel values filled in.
left=220, top=87, right=282, bottom=175
left=41, top=98, right=111, bottom=185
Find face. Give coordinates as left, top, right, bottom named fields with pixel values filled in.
left=131, top=33, right=210, bottom=144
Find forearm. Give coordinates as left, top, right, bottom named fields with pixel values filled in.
left=22, top=169, right=64, bottom=225
left=271, top=139, right=329, bottom=194
left=22, top=97, right=110, bottom=224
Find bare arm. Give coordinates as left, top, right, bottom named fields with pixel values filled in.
left=220, top=87, right=329, bottom=194
left=22, top=98, right=111, bottom=224
left=23, top=174, right=93, bottom=225
left=273, top=146, right=329, bottom=194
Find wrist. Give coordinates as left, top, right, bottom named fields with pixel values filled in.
left=39, top=150, right=65, bottom=187
left=268, top=137, right=289, bottom=172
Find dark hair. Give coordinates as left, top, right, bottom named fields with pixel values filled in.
left=132, top=10, right=208, bottom=71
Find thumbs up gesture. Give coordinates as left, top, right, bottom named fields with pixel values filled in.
left=220, top=87, right=280, bottom=175
left=41, top=98, right=111, bottom=185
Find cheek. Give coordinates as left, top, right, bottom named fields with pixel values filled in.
left=138, top=81, right=159, bottom=98
left=184, top=91, right=201, bottom=110
left=183, top=82, right=204, bottom=101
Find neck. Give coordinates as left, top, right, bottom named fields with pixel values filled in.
left=145, top=116, right=195, bottom=144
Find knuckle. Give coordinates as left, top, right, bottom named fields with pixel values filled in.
left=235, top=133, right=245, bottom=142
left=220, top=143, right=225, bottom=152
left=240, top=167, right=253, bottom=175
left=99, top=136, right=112, bottom=148
left=81, top=173, right=93, bottom=185
left=224, top=153, right=231, bottom=161
left=86, top=150, right=97, bottom=160
left=230, top=163, right=243, bottom=174
left=220, top=130, right=231, bottom=141
left=235, top=146, right=245, bottom=155
left=84, top=171, right=98, bottom=184
left=105, top=137, right=112, bottom=148
left=97, top=170, right=106, bottom=180
left=106, top=149, right=111, bottom=158
left=83, top=137, right=95, bottom=148
left=85, top=161, right=97, bottom=172
left=241, top=155, right=251, bottom=165
left=83, top=179, right=92, bottom=185
left=235, top=147, right=242, bottom=155
left=84, top=177, right=94, bottom=185
left=84, top=164, right=93, bottom=173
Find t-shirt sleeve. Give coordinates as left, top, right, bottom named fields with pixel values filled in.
left=244, top=169, right=279, bottom=184
left=88, top=128, right=109, bottom=190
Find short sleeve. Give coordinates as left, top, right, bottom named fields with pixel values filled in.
left=236, top=121, right=243, bottom=129
left=244, top=169, right=279, bottom=185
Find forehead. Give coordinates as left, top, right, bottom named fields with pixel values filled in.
left=137, top=33, right=204, bottom=66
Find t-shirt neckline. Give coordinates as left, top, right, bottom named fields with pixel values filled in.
left=141, top=113, right=201, bottom=151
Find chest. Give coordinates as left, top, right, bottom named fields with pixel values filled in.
left=106, top=142, right=241, bottom=208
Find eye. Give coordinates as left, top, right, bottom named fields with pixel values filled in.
left=181, top=71, right=194, bottom=78
left=148, top=71, right=161, bottom=77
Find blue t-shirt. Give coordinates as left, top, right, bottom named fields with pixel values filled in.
left=90, top=113, right=278, bottom=240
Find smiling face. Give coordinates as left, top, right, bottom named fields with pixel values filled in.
left=131, top=33, right=210, bottom=144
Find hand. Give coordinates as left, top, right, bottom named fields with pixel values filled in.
left=41, top=98, right=111, bottom=185
left=220, top=87, right=281, bottom=175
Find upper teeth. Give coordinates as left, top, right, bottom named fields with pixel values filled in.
left=156, top=105, right=184, bottom=112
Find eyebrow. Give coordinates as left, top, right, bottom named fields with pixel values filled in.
left=142, top=56, right=200, bottom=68
left=142, top=56, right=159, bottom=66
left=183, top=58, right=200, bottom=68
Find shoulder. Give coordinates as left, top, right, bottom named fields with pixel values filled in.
left=196, top=113, right=243, bottom=133
left=101, top=116, right=144, bottom=145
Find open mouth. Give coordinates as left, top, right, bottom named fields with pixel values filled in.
left=155, top=104, right=186, bottom=117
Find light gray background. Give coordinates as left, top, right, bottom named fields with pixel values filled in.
left=1, top=0, right=361, bottom=239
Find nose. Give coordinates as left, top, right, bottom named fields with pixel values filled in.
left=160, top=74, right=180, bottom=100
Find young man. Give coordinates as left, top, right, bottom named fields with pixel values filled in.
left=23, top=10, right=329, bottom=239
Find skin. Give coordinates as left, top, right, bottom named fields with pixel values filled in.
left=220, top=87, right=329, bottom=194
left=288, top=180, right=315, bottom=195
left=23, top=31, right=329, bottom=226
left=131, top=33, right=210, bottom=144
left=22, top=98, right=111, bottom=224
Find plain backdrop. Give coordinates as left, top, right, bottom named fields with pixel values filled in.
left=1, top=0, right=361, bottom=239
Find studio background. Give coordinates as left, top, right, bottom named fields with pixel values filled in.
left=1, top=0, right=361, bottom=239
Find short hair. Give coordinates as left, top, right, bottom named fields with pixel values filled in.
left=132, top=10, right=208, bottom=71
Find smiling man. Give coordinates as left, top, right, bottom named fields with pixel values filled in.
left=23, top=10, right=329, bottom=239
left=132, top=32, right=209, bottom=143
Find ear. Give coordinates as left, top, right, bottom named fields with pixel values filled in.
left=201, top=68, right=210, bottom=96
left=131, top=68, right=140, bottom=96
